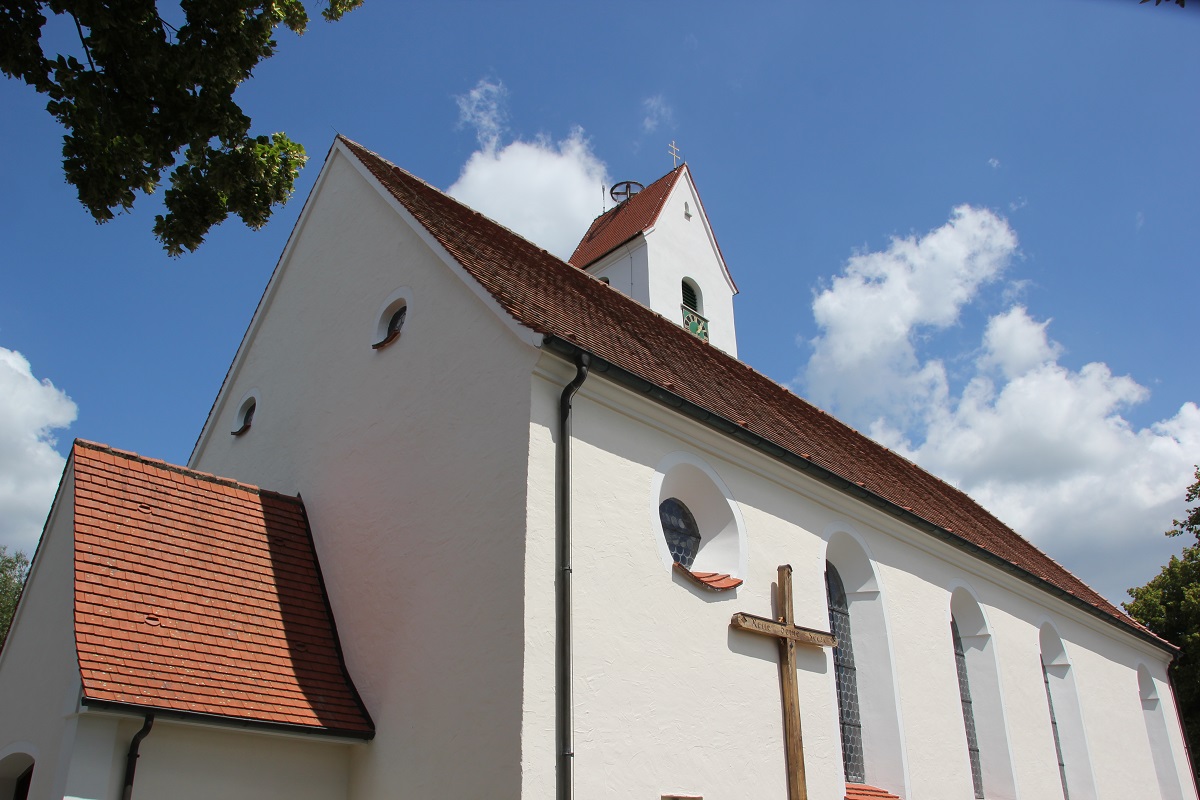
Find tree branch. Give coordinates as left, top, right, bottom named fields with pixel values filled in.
left=68, top=10, right=95, bottom=73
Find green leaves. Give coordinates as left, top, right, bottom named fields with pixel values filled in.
left=0, top=547, right=30, bottom=647
left=154, top=133, right=307, bottom=256
left=1168, top=467, right=1200, bottom=539
left=0, top=2, right=361, bottom=255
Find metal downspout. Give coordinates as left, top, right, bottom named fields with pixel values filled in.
left=121, top=714, right=154, bottom=800
left=557, top=351, right=590, bottom=800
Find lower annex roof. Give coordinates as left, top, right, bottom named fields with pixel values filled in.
left=71, top=440, right=374, bottom=738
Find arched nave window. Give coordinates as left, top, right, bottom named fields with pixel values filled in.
left=824, top=532, right=906, bottom=796
left=951, top=618, right=984, bottom=799
left=1041, top=660, right=1069, bottom=799
left=827, top=563, right=865, bottom=783
left=0, top=752, right=34, bottom=800
left=1139, top=665, right=1185, bottom=800
left=1040, top=624, right=1096, bottom=800
left=949, top=588, right=1016, bottom=800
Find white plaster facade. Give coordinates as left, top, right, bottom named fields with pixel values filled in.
left=2, top=138, right=1193, bottom=800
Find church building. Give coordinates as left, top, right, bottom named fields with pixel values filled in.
left=0, top=135, right=1194, bottom=800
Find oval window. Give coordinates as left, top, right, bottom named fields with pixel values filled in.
left=659, top=497, right=701, bottom=569
left=231, top=398, right=256, bottom=436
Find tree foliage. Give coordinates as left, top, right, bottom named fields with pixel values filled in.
left=1125, top=466, right=1200, bottom=781
left=0, top=1, right=363, bottom=256
left=0, top=547, right=31, bottom=647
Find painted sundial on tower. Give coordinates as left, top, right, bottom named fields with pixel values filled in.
left=609, top=180, right=645, bottom=204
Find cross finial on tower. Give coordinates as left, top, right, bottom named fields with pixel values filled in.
left=668, top=140, right=681, bottom=168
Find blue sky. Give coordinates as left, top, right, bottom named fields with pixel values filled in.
left=1, top=0, right=1197, bottom=604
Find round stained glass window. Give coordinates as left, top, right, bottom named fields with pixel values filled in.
left=659, top=497, right=701, bottom=569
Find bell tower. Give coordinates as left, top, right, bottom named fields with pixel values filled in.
left=568, top=162, right=739, bottom=357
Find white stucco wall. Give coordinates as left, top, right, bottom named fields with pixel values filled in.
left=49, top=713, right=351, bottom=800
left=522, top=358, right=1194, bottom=800
left=587, top=241, right=645, bottom=302
left=133, top=719, right=352, bottom=800
left=189, top=145, right=541, bottom=800
left=0, top=468, right=82, bottom=800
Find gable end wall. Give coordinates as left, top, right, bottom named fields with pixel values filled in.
left=189, top=149, right=541, bottom=800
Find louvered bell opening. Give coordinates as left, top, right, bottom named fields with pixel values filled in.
left=682, top=281, right=698, bottom=311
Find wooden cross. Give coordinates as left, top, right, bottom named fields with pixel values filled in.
left=730, top=564, right=837, bottom=800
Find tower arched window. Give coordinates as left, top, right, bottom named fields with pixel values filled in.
left=952, top=618, right=984, bottom=799
left=681, top=280, right=699, bottom=312
left=826, top=562, right=865, bottom=783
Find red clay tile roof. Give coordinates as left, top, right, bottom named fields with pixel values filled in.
left=568, top=166, right=683, bottom=268
left=339, top=137, right=1160, bottom=647
left=674, top=562, right=743, bottom=591
left=845, top=784, right=903, bottom=800
left=71, top=440, right=373, bottom=737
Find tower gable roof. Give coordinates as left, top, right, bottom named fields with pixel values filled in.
left=568, top=166, right=683, bottom=268
left=71, top=440, right=374, bottom=737
left=338, top=136, right=1159, bottom=648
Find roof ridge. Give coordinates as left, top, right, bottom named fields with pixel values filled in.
left=73, top=439, right=300, bottom=503
left=338, top=135, right=565, bottom=269
left=578, top=162, right=687, bottom=226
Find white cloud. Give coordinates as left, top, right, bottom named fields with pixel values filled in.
left=0, top=347, right=76, bottom=557
left=1136, top=211, right=1146, bottom=231
left=642, top=95, right=675, bottom=134
left=988, top=157, right=1001, bottom=169
left=977, top=306, right=1061, bottom=380
left=456, top=78, right=508, bottom=152
left=804, top=206, right=1016, bottom=428
left=800, top=208, right=1200, bottom=604
left=449, top=79, right=610, bottom=260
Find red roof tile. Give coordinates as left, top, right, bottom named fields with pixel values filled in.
left=845, top=784, right=902, bottom=800
left=674, top=562, right=743, bottom=592
left=568, top=166, right=683, bottom=268
left=338, top=137, right=1161, bottom=647
left=71, top=440, right=373, bottom=737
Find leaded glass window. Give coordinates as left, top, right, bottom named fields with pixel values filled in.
left=1043, top=663, right=1070, bottom=800
left=953, top=619, right=985, bottom=799
left=826, top=564, right=865, bottom=783
left=659, top=498, right=701, bottom=569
